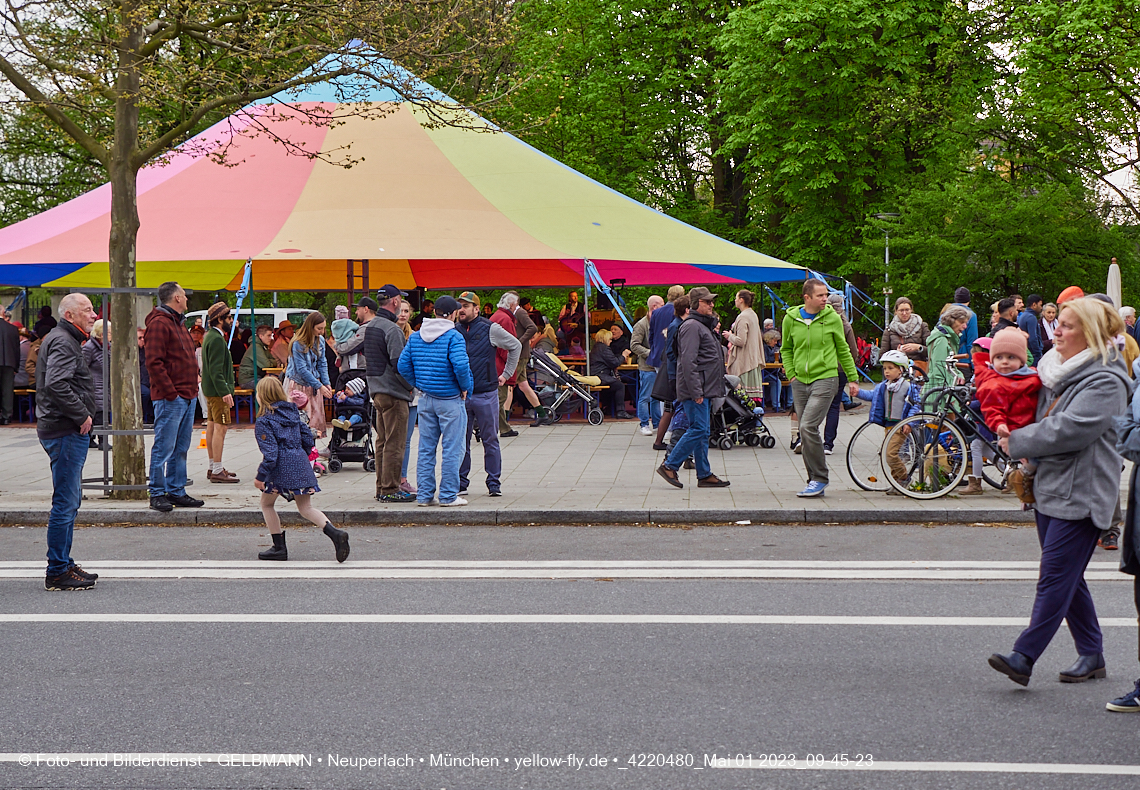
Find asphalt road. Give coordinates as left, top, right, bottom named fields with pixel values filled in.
left=1, top=524, right=1137, bottom=790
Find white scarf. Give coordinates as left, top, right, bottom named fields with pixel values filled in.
left=1041, top=318, right=1058, bottom=341
left=1036, top=348, right=1094, bottom=390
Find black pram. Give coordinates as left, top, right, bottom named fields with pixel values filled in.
left=529, top=348, right=606, bottom=425
left=326, top=372, right=375, bottom=473
left=709, top=374, right=776, bottom=450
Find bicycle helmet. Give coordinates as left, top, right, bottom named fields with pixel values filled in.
left=879, top=350, right=910, bottom=368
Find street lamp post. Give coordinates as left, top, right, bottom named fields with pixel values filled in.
left=872, top=213, right=901, bottom=325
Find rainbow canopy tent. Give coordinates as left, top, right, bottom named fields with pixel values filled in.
left=0, top=60, right=804, bottom=292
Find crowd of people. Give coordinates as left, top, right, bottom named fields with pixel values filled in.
left=22, top=275, right=1140, bottom=714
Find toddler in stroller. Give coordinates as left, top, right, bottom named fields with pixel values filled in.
left=709, top=374, right=776, bottom=449
left=326, top=376, right=376, bottom=473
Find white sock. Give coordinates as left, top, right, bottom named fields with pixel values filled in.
left=210, top=461, right=223, bottom=474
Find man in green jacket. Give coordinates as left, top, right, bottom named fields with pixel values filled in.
left=202, top=302, right=239, bottom=483
left=781, top=278, right=859, bottom=497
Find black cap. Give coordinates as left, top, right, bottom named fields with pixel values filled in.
left=376, top=284, right=408, bottom=299
left=434, top=295, right=461, bottom=316
left=954, top=287, right=971, bottom=303
left=353, top=296, right=379, bottom=311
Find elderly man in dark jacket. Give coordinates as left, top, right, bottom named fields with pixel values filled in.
left=361, top=286, right=415, bottom=503
left=144, top=281, right=204, bottom=513
left=37, top=293, right=99, bottom=591
left=656, top=287, right=730, bottom=489
left=0, top=308, right=20, bottom=424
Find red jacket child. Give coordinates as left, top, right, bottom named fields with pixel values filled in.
left=972, top=327, right=1041, bottom=436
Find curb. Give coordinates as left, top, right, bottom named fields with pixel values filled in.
left=0, top=507, right=1036, bottom=527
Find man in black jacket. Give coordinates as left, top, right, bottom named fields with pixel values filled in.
left=0, top=308, right=20, bottom=424
left=36, top=293, right=99, bottom=591
left=990, top=297, right=1019, bottom=337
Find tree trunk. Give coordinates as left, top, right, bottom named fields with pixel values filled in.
left=108, top=8, right=146, bottom=499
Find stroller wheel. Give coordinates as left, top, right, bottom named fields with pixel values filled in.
left=745, top=434, right=762, bottom=447
left=587, top=408, right=604, bottom=426
left=718, top=437, right=735, bottom=451
left=327, top=458, right=343, bottom=473
left=760, top=435, right=776, bottom=449
left=363, top=458, right=376, bottom=473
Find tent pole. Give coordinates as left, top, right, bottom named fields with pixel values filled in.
left=583, top=263, right=591, bottom=376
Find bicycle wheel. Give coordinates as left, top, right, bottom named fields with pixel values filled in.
left=846, top=420, right=890, bottom=492
left=884, top=414, right=969, bottom=499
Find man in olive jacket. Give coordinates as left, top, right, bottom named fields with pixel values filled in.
left=37, top=293, right=99, bottom=591
left=656, top=287, right=730, bottom=490
left=781, top=278, right=859, bottom=497
left=201, top=302, right=238, bottom=483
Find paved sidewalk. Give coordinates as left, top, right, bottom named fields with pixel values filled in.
left=0, top=411, right=1088, bottom=525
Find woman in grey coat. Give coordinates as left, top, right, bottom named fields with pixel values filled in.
left=989, top=298, right=1132, bottom=687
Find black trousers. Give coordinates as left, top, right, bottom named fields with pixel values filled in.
left=598, top=372, right=626, bottom=414
left=0, top=365, right=13, bottom=421
left=823, top=367, right=847, bottom=449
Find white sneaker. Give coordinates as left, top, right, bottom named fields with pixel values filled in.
left=638, top=425, right=654, bottom=436
left=440, top=497, right=468, bottom=507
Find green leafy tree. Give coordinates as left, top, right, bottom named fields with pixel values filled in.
left=717, top=0, right=988, bottom=269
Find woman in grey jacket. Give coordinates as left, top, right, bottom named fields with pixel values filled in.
left=989, top=298, right=1132, bottom=687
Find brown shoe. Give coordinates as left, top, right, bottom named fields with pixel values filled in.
left=207, top=468, right=240, bottom=484
left=697, top=474, right=730, bottom=488
left=657, top=464, right=683, bottom=488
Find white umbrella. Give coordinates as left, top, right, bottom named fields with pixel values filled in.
left=1108, top=257, right=1122, bottom=309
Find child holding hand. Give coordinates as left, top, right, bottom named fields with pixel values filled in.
left=854, top=349, right=922, bottom=491
left=253, top=376, right=350, bottom=562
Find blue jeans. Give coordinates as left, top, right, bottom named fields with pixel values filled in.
left=664, top=399, right=711, bottom=478
left=41, top=433, right=89, bottom=576
left=401, top=404, right=418, bottom=479
left=460, top=390, right=502, bottom=493
left=416, top=394, right=468, bottom=504
left=149, top=396, right=195, bottom=497
left=637, top=369, right=662, bottom=427
left=1013, top=512, right=1104, bottom=661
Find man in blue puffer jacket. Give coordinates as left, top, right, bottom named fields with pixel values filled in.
left=397, top=296, right=474, bottom=507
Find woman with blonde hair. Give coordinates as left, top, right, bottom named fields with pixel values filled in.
left=723, top=289, right=764, bottom=400
left=397, top=301, right=412, bottom=340
left=589, top=329, right=634, bottom=419
left=252, top=376, right=349, bottom=563
left=990, top=297, right=1131, bottom=687
left=284, top=311, right=332, bottom=437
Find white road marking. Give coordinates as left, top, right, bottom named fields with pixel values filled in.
left=0, top=559, right=1128, bottom=581
left=719, top=759, right=1140, bottom=775
left=0, top=613, right=1135, bottom=625
left=0, top=560, right=1121, bottom=568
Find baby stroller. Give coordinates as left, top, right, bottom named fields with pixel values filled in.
left=326, top=374, right=376, bottom=473
left=709, top=374, right=776, bottom=450
left=529, top=348, right=605, bottom=425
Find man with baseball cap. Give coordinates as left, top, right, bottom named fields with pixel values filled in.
left=358, top=286, right=415, bottom=502
left=397, top=296, right=473, bottom=506
left=657, top=287, right=731, bottom=490
left=455, top=291, right=521, bottom=497
left=202, top=301, right=239, bottom=483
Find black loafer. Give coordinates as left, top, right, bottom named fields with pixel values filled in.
left=656, top=464, right=683, bottom=488
left=989, top=651, right=1034, bottom=686
left=1060, top=653, right=1106, bottom=683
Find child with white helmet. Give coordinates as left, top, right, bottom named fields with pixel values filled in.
left=854, top=349, right=923, bottom=492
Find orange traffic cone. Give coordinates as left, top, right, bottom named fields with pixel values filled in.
left=198, top=431, right=207, bottom=449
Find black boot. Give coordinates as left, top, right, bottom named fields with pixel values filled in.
left=323, top=522, right=350, bottom=563
left=258, top=532, right=287, bottom=561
